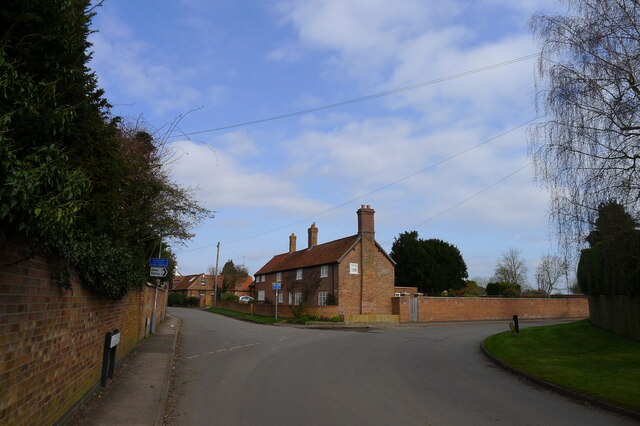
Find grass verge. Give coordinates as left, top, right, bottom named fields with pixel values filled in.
left=484, top=320, right=640, bottom=412
left=205, top=307, right=286, bottom=325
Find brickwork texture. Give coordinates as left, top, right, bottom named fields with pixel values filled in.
left=0, top=243, right=167, bottom=425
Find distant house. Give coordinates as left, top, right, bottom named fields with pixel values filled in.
left=253, top=205, right=396, bottom=315
left=170, top=273, right=222, bottom=307
left=232, top=276, right=253, bottom=296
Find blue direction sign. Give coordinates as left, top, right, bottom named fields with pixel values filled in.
left=149, top=258, right=169, bottom=268
left=272, top=282, right=281, bottom=290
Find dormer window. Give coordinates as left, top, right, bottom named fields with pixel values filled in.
left=200, top=277, right=206, bottom=286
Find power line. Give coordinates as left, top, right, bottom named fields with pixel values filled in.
left=181, top=118, right=537, bottom=252
left=383, top=162, right=532, bottom=246
left=169, top=53, right=539, bottom=138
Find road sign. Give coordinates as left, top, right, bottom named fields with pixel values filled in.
left=149, top=258, right=169, bottom=268
left=150, top=267, right=168, bottom=278
left=272, top=282, right=281, bottom=290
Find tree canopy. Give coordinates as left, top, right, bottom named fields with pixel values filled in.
left=0, top=0, right=212, bottom=299
left=492, top=248, right=528, bottom=287
left=390, top=231, right=468, bottom=296
left=530, top=0, right=640, bottom=250
left=220, top=260, right=249, bottom=293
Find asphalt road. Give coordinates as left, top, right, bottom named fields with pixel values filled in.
left=168, top=307, right=631, bottom=426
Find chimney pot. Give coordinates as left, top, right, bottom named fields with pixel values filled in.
left=357, top=205, right=375, bottom=239
left=289, top=233, right=297, bottom=253
left=308, top=223, right=318, bottom=249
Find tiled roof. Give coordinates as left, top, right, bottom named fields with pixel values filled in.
left=171, top=274, right=222, bottom=291
left=255, top=235, right=360, bottom=275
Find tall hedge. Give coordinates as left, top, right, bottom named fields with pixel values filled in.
left=577, top=230, right=640, bottom=297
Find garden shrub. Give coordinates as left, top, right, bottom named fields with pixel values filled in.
left=486, top=282, right=521, bottom=297
left=221, top=292, right=239, bottom=301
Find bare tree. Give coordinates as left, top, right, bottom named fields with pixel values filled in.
left=529, top=1, right=640, bottom=252
left=493, top=248, right=528, bottom=286
left=535, top=255, right=568, bottom=295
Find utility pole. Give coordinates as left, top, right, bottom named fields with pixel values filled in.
left=213, top=242, right=220, bottom=308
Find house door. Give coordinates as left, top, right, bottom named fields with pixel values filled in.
left=410, top=295, right=419, bottom=322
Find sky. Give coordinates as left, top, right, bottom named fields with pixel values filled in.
left=88, top=0, right=569, bottom=289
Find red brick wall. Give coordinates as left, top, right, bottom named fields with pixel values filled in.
left=215, top=300, right=341, bottom=319
left=394, top=296, right=589, bottom=322
left=0, top=243, right=167, bottom=425
left=338, top=240, right=395, bottom=315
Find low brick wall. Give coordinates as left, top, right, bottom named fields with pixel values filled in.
left=0, top=243, right=167, bottom=425
left=214, top=300, right=341, bottom=319
left=394, top=296, right=589, bottom=322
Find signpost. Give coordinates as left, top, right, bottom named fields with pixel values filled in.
left=150, top=267, right=168, bottom=278
left=272, top=282, right=281, bottom=319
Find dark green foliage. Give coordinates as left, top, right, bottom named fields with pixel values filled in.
left=0, top=1, right=212, bottom=299
left=578, top=202, right=640, bottom=297
left=586, top=201, right=638, bottom=247
left=390, top=231, right=468, bottom=296
left=220, top=260, right=249, bottom=293
left=578, top=231, right=640, bottom=297
left=486, top=282, right=522, bottom=298
left=168, top=293, right=199, bottom=307
left=168, top=293, right=186, bottom=307
left=221, top=292, right=239, bottom=301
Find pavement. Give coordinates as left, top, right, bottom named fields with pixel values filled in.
left=70, top=314, right=181, bottom=426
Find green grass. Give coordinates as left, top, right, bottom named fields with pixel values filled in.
left=484, top=320, right=640, bottom=412
left=205, top=307, right=286, bottom=324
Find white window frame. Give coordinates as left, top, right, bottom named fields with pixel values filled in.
left=349, top=263, right=359, bottom=274
left=296, top=268, right=302, bottom=280
left=258, top=290, right=265, bottom=301
left=294, top=292, right=303, bottom=305
left=277, top=292, right=284, bottom=303
left=320, top=265, right=328, bottom=278
left=288, top=292, right=293, bottom=305
left=318, top=291, right=328, bottom=306
left=276, top=272, right=282, bottom=282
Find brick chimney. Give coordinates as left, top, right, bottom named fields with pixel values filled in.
left=308, top=223, right=318, bottom=249
left=357, top=204, right=375, bottom=239
left=289, top=233, right=297, bottom=253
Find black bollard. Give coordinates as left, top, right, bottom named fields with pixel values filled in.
left=101, top=332, right=112, bottom=387
left=512, top=314, right=520, bottom=334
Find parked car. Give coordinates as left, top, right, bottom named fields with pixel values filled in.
left=238, top=296, right=254, bottom=304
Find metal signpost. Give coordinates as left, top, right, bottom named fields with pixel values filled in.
left=272, top=282, right=281, bottom=319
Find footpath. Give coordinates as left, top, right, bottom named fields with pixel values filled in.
left=69, top=314, right=180, bottom=426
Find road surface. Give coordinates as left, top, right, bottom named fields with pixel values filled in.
left=168, top=307, right=630, bottom=425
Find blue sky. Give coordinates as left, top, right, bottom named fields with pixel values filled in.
left=88, top=0, right=567, bottom=288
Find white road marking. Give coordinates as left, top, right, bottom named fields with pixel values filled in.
left=186, top=342, right=263, bottom=360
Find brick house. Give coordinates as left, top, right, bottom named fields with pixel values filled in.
left=253, top=205, right=396, bottom=315
left=170, top=273, right=222, bottom=307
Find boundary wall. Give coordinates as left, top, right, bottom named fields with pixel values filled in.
left=215, top=300, right=341, bottom=318
left=0, top=243, right=167, bottom=425
left=392, top=296, right=588, bottom=323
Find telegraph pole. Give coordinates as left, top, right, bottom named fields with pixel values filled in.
left=213, top=242, right=220, bottom=308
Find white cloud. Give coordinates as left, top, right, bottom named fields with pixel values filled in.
left=167, top=140, right=330, bottom=218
